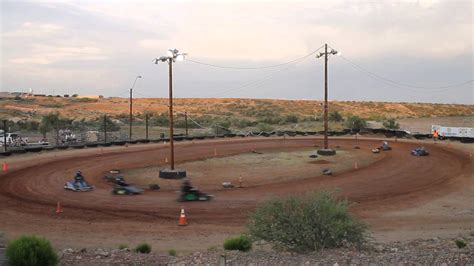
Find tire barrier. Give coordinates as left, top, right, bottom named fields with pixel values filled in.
left=24, top=146, right=43, bottom=153
left=71, top=144, right=85, bottom=149
left=112, top=141, right=126, bottom=146
left=4, top=127, right=472, bottom=157
left=86, top=143, right=99, bottom=148
left=0, top=151, right=12, bottom=157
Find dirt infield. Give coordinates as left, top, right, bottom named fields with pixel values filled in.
left=0, top=137, right=472, bottom=251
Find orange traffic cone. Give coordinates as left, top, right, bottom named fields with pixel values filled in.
left=178, top=207, right=188, bottom=226
left=56, top=201, right=63, bottom=214
left=2, top=162, right=8, bottom=172
left=354, top=162, right=358, bottom=170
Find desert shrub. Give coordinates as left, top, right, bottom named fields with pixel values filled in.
left=70, top=97, right=98, bottom=103
left=134, top=243, right=151, bottom=253
left=223, top=235, right=252, bottom=252
left=382, top=118, right=400, bottom=129
left=285, top=114, right=299, bottom=123
left=455, top=239, right=466, bottom=249
left=345, top=116, right=367, bottom=131
left=248, top=191, right=369, bottom=252
left=6, top=235, right=58, bottom=266
left=329, top=111, right=343, bottom=122
left=168, top=249, right=177, bottom=256
left=257, top=123, right=274, bottom=132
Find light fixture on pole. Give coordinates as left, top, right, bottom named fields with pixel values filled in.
left=154, top=49, right=187, bottom=179
left=129, top=75, right=142, bottom=140
left=316, top=44, right=338, bottom=156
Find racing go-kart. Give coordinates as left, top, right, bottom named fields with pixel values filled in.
left=411, top=147, right=429, bottom=156
left=64, top=172, right=95, bottom=192
left=111, top=176, right=144, bottom=195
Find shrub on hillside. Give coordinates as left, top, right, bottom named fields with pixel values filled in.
left=455, top=239, right=466, bottom=249
left=247, top=191, right=369, bottom=252
left=382, top=118, right=400, bottom=129
left=6, top=235, right=58, bottom=266
left=223, top=235, right=252, bottom=252
left=329, top=111, right=344, bottom=122
left=134, top=243, right=151, bottom=253
left=345, top=116, right=367, bottom=131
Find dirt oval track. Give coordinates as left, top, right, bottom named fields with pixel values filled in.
left=0, top=137, right=472, bottom=249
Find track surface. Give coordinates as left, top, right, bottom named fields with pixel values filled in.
left=0, top=137, right=472, bottom=249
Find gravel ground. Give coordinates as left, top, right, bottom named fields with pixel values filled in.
left=59, top=234, right=474, bottom=265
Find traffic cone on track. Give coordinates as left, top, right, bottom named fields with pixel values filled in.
left=2, top=162, right=8, bottom=172
left=178, top=207, right=188, bottom=226
left=56, top=201, right=63, bottom=214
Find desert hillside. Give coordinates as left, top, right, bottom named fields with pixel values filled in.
left=1, top=96, right=473, bottom=122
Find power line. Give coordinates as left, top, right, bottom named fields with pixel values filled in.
left=336, top=54, right=473, bottom=92
left=185, top=45, right=325, bottom=70
left=189, top=48, right=317, bottom=98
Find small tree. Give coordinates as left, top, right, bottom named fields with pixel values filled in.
left=345, top=116, right=367, bottom=131
left=6, top=235, right=58, bottom=266
left=248, top=191, right=369, bottom=252
left=39, top=113, right=63, bottom=139
left=383, top=118, right=400, bottom=129
left=329, top=111, right=343, bottom=122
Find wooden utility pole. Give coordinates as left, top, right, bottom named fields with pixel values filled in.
left=323, top=43, right=328, bottom=149
left=168, top=60, right=175, bottom=170
left=129, top=88, right=133, bottom=139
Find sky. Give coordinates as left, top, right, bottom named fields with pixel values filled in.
left=0, top=0, right=473, bottom=104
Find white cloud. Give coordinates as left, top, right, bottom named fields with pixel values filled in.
left=10, top=44, right=109, bottom=65
left=2, top=22, right=63, bottom=38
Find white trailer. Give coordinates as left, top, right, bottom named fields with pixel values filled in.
left=431, top=125, right=474, bottom=139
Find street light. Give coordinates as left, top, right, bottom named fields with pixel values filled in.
left=154, top=49, right=187, bottom=179
left=316, top=44, right=338, bottom=156
left=129, top=75, right=142, bottom=140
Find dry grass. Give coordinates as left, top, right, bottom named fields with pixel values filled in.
left=1, top=96, right=473, bottom=121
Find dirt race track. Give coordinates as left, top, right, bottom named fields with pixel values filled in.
left=0, top=137, right=473, bottom=251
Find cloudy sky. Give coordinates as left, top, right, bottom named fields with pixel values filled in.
left=1, top=0, right=472, bottom=103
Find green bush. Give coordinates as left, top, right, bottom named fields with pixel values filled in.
left=329, top=111, right=343, bottom=122
left=168, top=249, right=177, bottom=256
left=247, top=191, right=369, bottom=252
left=223, top=235, right=252, bottom=252
left=455, top=239, right=466, bottom=249
left=382, top=118, right=400, bottom=129
left=6, top=235, right=58, bottom=266
left=345, top=116, right=367, bottom=131
left=257, top=123, right=274, bottom=132
left=134, top=243, right=151, bottom=253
